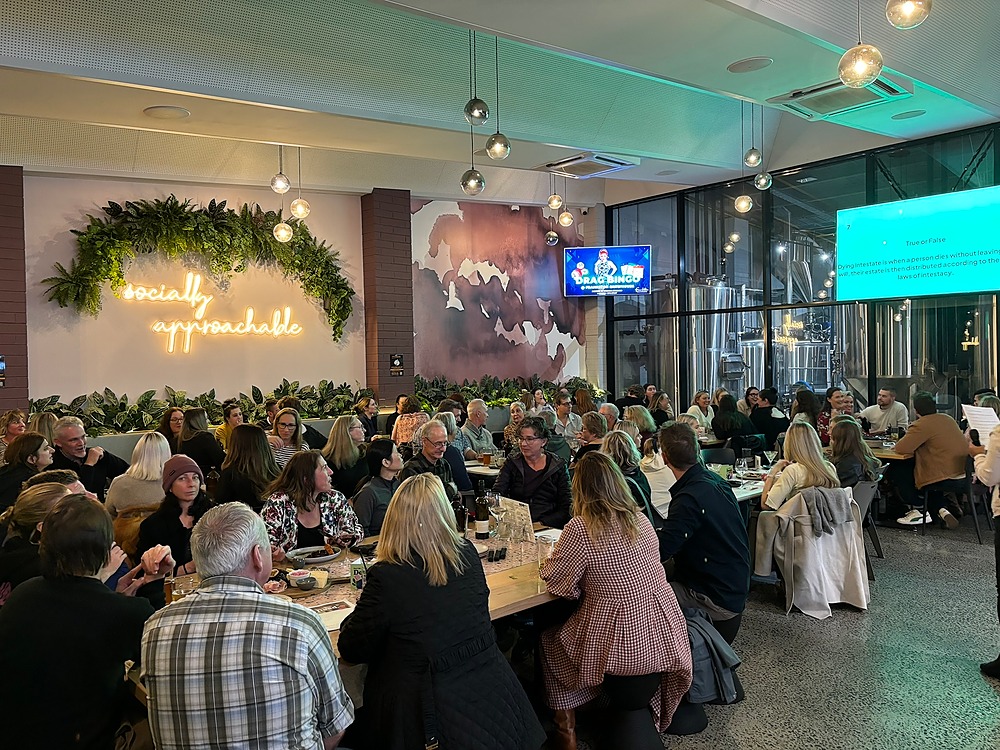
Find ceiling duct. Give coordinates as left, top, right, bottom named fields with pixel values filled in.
left=767, top=76, right=912, bottom=121
left=538, top=152, right=639, bottom=179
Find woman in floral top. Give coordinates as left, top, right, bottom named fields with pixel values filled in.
left=261, top=450, right=364, bottom=559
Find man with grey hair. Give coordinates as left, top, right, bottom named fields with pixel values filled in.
left=598, top=402, right=620, bottom=432
left=461, top=398, right=495, bottom=456
left=141, top=503, right=353, bottom=750
left=399, top=420, right=461, bottom=505
left=49, top=416, right=128, bottom=501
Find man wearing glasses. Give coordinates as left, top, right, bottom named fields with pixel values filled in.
left=397, top=421, right=461, bottom=506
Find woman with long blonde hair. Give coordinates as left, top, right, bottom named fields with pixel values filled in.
left=105, top=431, right=172, bottom=518
left=321, top=415, right=368, bottom=497
left=540, top=452, right=693, bottom=745
left=760, top=421, right=840, bottom=510
left=624, top=405, right=657, bottom=442
left=685, top=390, right=715, bottom=431
left=338, top=473, right=545, bottom=750
left=26, top=412, right=58, bottom=447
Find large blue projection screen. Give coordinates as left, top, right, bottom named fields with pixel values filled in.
left=835, top=184, right=1000, bottom=303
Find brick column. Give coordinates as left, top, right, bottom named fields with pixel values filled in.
left=361, top=188, right=414, bottom=406
left=0, top=166, right=27, bottom=411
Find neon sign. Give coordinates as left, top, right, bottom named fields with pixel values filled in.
left=774, top=314, right=804, bottom=349
left=121, top=272, right=303, bottom=354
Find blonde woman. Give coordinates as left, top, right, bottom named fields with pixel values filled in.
left=105, top=432, right=172, bottom=518
left=539, top=453, right=692, bottom=744
left=613, top=420, right=642, bottom=449
left=27, top=412, right=58, bottom=447
left=338, top=474, right=545, bottom=750
left=675, top=413, right=701, bottom=430
left=267, top=407, right=304, bottom=468
left=602, top=430, right=652, bottom=520
left=711, top=388, right=730, bottom=408
left=685, top=391, right=715, bottom=431
left=503, top=401, right=526, bottom=449
left=760, top=421, right=840, bottom=510
left=624, top=405, right=657, bottom=443
left=321, top=415, right=368, bottom=497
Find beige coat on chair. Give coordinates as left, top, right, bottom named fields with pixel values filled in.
left=754, top=488, right=870, bottom=619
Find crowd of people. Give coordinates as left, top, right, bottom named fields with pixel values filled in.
left=1, top=373, right=998, bottom=747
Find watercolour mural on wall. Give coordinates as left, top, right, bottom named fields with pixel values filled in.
left=411, top=201, right=586, bottom=382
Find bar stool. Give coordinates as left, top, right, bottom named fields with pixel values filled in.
left=596, top=673, right=663, bottom=750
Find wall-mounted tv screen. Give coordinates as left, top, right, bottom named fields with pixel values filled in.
left=564, top=245, right=651, bottom=297
left=835, top=183, right=1000, bottom=303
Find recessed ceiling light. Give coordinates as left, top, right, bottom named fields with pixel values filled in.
left=727, top=57, right=773, bottom=74
left=655, top=169, right=680, bottom=176
left=890, top=109, right=926, bottom=121
left=143, top=105, right=191, bottom=120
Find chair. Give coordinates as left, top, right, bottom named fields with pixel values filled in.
left=918, top=457, right=984, bottom=544
left=758, top=488, right=870, bottom=619
left=729, top=433, right=766, bottom=458
left=850, top=480, right=881, bottom=580
left=701, top=448, right=735, bottom=466
left=597, top=673, right=665, bottom=750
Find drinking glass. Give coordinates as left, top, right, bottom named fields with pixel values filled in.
left=481, top=449, right=494, bottom=467
left=536, top=538, right=556, bottom=574
left=763, top=450, right=777, bottom=466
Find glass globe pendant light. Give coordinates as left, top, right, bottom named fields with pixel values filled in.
left=728, top=232, right=740, bottom=243
left=273, top=221, right=293, bottom=243
left=558, top=210, right=574, bottom=227
left=547, top=193, right=563, bottom=210
left=754, top=172, right=773, bottom=190
left=743, top=147, right=762, bottom=169
left=460, top=125, right=485, bottom=196
left=734, top=195, right=753, bottom=214
left=723, top=241, right=735, bottom=254
left=463, top=31, right=490, bottom=126
left=289, top=147, right=310, bottom=219
left=270, top=145, right=290, bottom=194
left=545, top=230, right=560, bottom=246
left=839, top=2, right=883, bottom=88
left=885, top=0, right=931, bottom=29
left=486, top=38, right=510, bottom=160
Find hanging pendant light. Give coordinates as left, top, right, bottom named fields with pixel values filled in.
left=545, top=230, right=560, bottom=246
left=754, top=172, right=773, bottom=190
left=486, top=38, right=511, bottom=160
left=839, top=1, right=883, bottom=88
left=735, top=101, right=753, bottom=213
left=273, top=221, right=293, bottom=243
left=289, top=147, right=311, bottom=219
left=728, top=232, right=740, bottom=243
left=463, top=31, right=490, bottom=126
left=460, top=124, right=485, bottom=195
left=270, top=145, right=290, bottom=194
left=743, top=148, right=762, bottom=169
left=885, top=0, right=931, bottom=29
left=723, top=241, right=735, bottom=254
left=547, top=174, right=563, bottom=209
left=557, top=176, right=574, bottom=226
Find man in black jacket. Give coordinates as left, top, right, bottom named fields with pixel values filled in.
left=397, top=421, right=460, bottom=506
left=50, top=417, right=128, bottom=502
left=656, top=422, right=750, bottom=643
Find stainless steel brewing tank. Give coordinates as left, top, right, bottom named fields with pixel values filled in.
left=687, top=284, right=740, bottom=391
left=740, top=340, right=766, bottom=392
left=782, top=342, right=831, bottom=394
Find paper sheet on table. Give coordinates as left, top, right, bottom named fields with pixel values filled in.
left=962, top=404, right=1000, bottom=436
left=308, top=600, right=356, bottom=632
left=652, top=492, right=672, bottom=520
left=499, top=496, right=534, bottom=542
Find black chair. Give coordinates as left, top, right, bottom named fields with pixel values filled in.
left=597, top=673, right=663, bottom=750
left=701, top=448, right=736, bottom=466
left=851, top=479, right=880, bottom=580
left=729, top=433, right=766, bottom=457
left=919, top=457, right=984, bottom=544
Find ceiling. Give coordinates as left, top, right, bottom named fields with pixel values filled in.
left=0, top=0, right=996, bottom=203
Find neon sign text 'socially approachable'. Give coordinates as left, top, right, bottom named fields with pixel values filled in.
left=121, top=272, right=303, bottom=354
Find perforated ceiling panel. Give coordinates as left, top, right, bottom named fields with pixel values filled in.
left=0, top=0, right=746, bottom=166
left=753, top=0, right=1000, bottom=112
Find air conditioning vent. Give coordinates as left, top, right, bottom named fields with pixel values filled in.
left=537, top=152, right=639, bottom=179
left=767, top=76, right=912, bottom=120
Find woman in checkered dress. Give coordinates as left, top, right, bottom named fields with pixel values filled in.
left=539, top=452, right=693, bottom=747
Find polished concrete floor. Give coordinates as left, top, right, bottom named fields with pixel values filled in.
left=658, top=518, right=1000, bottom=750
left=554, top=517, right=1000, bottom=750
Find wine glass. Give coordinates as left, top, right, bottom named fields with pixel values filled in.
left=490, top=495, right=508, bottom=541
left=763, top=450, right=777, bottom=467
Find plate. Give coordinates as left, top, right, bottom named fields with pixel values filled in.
left=287, top=546, right=337, bottom=564
left=474, top=543, right=489, bottom=558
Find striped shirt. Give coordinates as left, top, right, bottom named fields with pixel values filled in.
left=141, top=575, right=353, bottom=749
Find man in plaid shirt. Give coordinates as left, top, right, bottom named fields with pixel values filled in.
left=141, top=503, right=353, bottom=749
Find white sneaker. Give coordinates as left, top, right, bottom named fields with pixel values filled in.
left=938, top=507, right=959, bottom=529
left=897, top=509, right=931, bottom=525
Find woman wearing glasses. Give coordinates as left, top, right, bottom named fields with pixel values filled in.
left=493, top=417, right=571, bottom=528
left=267, top=408, right=304, bottom=469
left=321, top=415, right=369, bottom=498
left=154, top=407, right=184, bottom=454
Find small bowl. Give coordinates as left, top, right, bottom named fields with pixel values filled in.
left=294, top=575, right=316, bottom=591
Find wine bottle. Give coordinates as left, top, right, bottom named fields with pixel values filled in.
left=452, top=493, right=468, bottom=534
left=474, top=481, right=490, bottom=540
